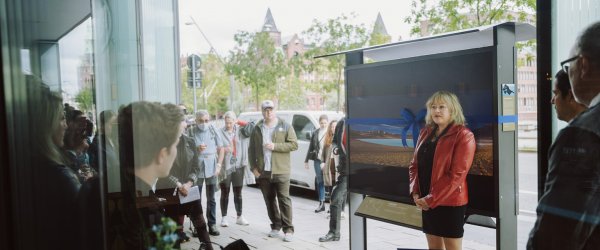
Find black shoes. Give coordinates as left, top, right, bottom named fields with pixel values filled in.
left=318, top=232, right=340, bottom=242
left=177, top=232, right=190, bottom=243
left=208, top=224, right=220, bottom=236
left=314, top=202, right=325, bottom=213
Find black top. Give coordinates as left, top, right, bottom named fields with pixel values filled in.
left=417, top=125, right=450, bottom=196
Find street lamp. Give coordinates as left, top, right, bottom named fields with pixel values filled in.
left=185, top=16, right=236, bottom=111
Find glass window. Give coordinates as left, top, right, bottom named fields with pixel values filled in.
left=292, top=115, right=315, bottom=141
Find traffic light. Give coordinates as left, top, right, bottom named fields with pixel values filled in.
left=187, top=54, right=202, bottom=88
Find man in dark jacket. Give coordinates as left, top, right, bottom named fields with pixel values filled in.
left=528, top=21, right=600, bottom=249
left=155, top=132, right=212, bottom=249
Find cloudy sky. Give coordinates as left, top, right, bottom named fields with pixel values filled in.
left=178, top=0, right=415, bottom=56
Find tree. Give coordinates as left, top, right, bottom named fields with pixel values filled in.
left=75, top=87, right=94, bottom=113
left=180, top=53, right=231, bottom=116
left=302, top=13, right=369, bottom=111
left=369, top=32, right=391, bottom=46
left=227, top=31, right=289, bottom=111
left=404, top=0, right=536, bottom=36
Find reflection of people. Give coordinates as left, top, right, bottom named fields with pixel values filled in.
left=409, top=91, right=476, bottom=250
left=155, top=104, right=212, bottom=248
left=31, top=85, right=81, bottom=250
left=551, top=69, right=587, bottom=122
left=188, top=110, right=225, bottom=236
left=248, top=100, right=298, bottom=242
left=115, top=101, right=186, bottom=249
left=89, top=110, right=120, bottom=192
left=319, top=115, right=349, bottom=243
left=304, top=114, right=329, bottom=213
left=218, top=111, right=251, bottom=227
left=528, top=22, right=600, bottom=250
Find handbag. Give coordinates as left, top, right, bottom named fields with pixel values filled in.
left=307, top=150, right=318, bottom=160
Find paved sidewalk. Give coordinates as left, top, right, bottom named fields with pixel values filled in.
left=181, top=186, right=497, bottom=250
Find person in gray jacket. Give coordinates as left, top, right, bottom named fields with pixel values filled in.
left=188, top=110, right=225, bottom=236
left=218, top=111, right=252, bottom=227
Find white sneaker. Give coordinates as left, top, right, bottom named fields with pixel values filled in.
left=268, top=229, right=280, bottom=237
left=341, top=211, right=346, bottom=220
left=236, top=215, right=249, bottom=225
left=220, top=217, right=229, bottom=227
left=283, top=233, right=294, bottom=242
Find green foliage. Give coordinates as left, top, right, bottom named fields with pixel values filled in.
left=369, top=32, right=391, bottom=46
left=75, top=87, right=94, bottom=113
left=227, top=31, right=289, bottom=110
left=181, top=53, right=231, bottom=116
left=301, top=13, right=369, bottom=110
left=404, top=0, right=536, bottom=36
left=148, top=217, right=179, bottom=250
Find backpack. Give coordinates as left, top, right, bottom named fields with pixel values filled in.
left=239, top=120, right=256, bottom=138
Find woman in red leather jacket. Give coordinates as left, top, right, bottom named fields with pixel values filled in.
left=409, top=91, right=476, bottom=250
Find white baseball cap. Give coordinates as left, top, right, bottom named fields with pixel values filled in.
left=261, top=100, right=275, bottom=110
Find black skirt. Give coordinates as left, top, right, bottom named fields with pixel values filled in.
left=422, top=205, right=467, bottom=238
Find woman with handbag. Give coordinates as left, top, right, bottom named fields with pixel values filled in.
left=304, top=114, right=329, bottom=213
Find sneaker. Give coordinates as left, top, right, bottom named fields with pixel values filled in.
left=341, top=211, right=346, bottom=220
left=220, top=216, right=229, bottom=227
left=283, top=232, right=294, bottom=242
left=236, top=215, right=249, bottom=226
left=268, top=229, right=280, bottom=237
left=208, top=224, right=220, bottom=236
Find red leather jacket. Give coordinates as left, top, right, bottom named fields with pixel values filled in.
left=409, top=124, right=476, bottom=209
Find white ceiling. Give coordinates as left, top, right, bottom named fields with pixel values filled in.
left=24, top=0, right=91, bottom=41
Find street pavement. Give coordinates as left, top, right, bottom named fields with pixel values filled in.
left=180, top=151, right=540, bottom=250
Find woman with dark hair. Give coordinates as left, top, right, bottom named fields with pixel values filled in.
left=409, top=91, right=476, bottom=250
left=304, top=114, right=329, bottom=213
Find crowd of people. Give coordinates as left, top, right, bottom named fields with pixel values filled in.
left=29, top=20, right=600, bottom=250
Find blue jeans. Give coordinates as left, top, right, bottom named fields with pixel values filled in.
left=313, top=159, right=325, bottom=202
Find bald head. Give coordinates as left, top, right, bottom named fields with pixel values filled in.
left=568, top=21, right=600, bottom=106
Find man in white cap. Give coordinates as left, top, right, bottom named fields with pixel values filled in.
left=248, top=100, right=298, bottom=242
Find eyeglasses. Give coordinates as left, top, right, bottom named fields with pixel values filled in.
left=197, top=119, right=209, bottom=123
left=560, top=55, right=579, bottom=73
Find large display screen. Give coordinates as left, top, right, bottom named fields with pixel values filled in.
left=347, top=47, right=496, bottom=216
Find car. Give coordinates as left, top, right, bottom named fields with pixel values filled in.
left=238, top=110, right=344, bottom=191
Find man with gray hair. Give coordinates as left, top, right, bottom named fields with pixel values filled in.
left=188, top=110, right=225, bottom=236
left=528, top=21, right=600, bottom=249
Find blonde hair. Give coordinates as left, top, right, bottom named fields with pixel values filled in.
left=30, top=84, right=66, bottom=165
left=425, top=91, right=466, bottom=126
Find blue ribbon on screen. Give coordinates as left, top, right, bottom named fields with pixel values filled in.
left=399, top=108, right=427, bottom=147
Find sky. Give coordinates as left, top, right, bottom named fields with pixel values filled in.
left=57, top=1, right=416, bottom=101
left=59, top=18, right=91, bottom=100
left=178, top=0, right=415, bottom=57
